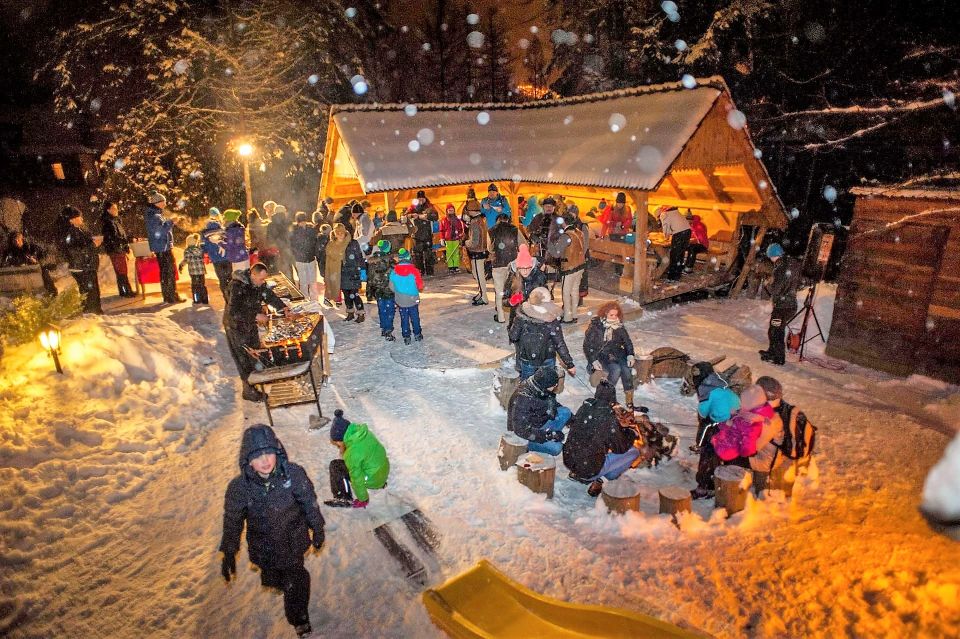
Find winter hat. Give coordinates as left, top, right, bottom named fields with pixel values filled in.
left=756, top=376, right=784, bottom=401
left=598, top=198, right=608, bottom=210
left=532, top=365, right=560, bottom=392
left=765, top=243, right=784, bottom=259
left=185, top=233, right=200, bottom=247
left=594, top=380, right=617, bottom=405
left=690, top=361, right=715, bottom=391
left=330, top=409, right=350, bottom=442
left=398, top=247, right=411, bottom=262
left=515, top=243, right=533, bottom=269
left=541, top=196, right=556, bottom=207
left=147, top=190, right=166, bottom=205
left=352, top=202, right=364, bottom=216
left=521, top=287, right=562, bottom=322
left=467, top=187, right=477, bottom=199
left=416, top=190, right=426, bottom=199
left=386, top=210, right=399, bottom=223
left=324, top=196, right=335, bottom=205
left=223, top=208, right=242, bottom=223
left=615, top=192, right=626, bottom=204
left=295, top=211, right=309, bottom=223
left=273, top=204, right=287, bottom=215
left=377, top=239, right=391, bottom=254
left=739, top=384, right=769, bottom=412
left=566, top=203, right=580, bottom=217
left=487, top=183, right=498, bottom=192
left=698, top=387, right=741, bottom=423
left=446, top=203, right=456, bottom=214
left=209, top=207, right=221, bottom=218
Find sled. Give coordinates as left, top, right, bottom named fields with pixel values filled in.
left=367, top=494, right=441, bottom=588
left=422, top=560, right=707, bottom=639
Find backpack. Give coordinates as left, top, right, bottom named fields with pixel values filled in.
left=778, top=401, right=816, bottom=460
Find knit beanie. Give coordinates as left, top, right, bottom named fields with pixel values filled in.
left=515, top=243, right=533, bottom=269
left=698, top=387, right=741, bottom=423
left=377, top=239, right=391, bottom=254
left=616, top=192, right=626, bottom=204
left=690, top=361, right=715, bottom=391
left=446, top=203, right=456, bottom=214
left=594, top=380, right=617, bottom=405
left=185, top=233, right=200, bottom=247
left=532, top=365, right=560, bottom=391
left=398, top=248, right=410, bottom=262
left=330, top=409, right=350, bottom=442
left=766, top=243, right=785, bottom=259
left=223, top=209, right=242, bottom=223
left=209, top=207, right=221, bottom=218
left=541, top=196, right=556, bottom=207
left=488, top=183, right=498, bottom=192
left=416, top=190, right=426, bottom=199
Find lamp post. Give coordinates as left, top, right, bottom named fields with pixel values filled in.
left=39, top=324, right=63, bottom=374
left=237, top=142, right=254, bottom=215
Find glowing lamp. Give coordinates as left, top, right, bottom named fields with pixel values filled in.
left=39, top=324, right=63, bottom=374
left=237, top=143, right=254, bottom=157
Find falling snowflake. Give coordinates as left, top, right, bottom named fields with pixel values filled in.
left=822, top=185, right=837, bottom=203
left=113, top=158, right=126, bottom=170
left=754, top=148, right=763, bottom=159
left=173, top=59, right=190, bottom=75
left=466, top=13, right=480, bottom=25
left=422, top=43, right=431, bottom=52
left=758, top=180, right=768, bottom=190
left=727, top=110, right=747, bottom=130
left=416, top=128, right=435, bottom=145
left=89, top=98, right=102, bottom=113
left=469, top=153, right=482, bottom=165
left=404, top=104, right=418, bottom=117
left=476, top=111, right=490, bottom=125
left=467, top=31, right=485, bottom=49
left=518, top=38, right=530, bottom=49
left=530, top=26, right=539, bottom=34
left=675, top=39, right=687, bottom=52
left=943, top=89, right=956, bottom=110
left=408, top=140, right=420, bottom=152
left=308, top=74, right=319, bottom=85
left=635, top=146, right=662, bottom=173
left=681, top=74, right=696, bottom=89
left=790, top=208, right=800, bottom=219
left=583, top=34, right=595, bottom=44
left=608, top=113, right=626, bottom=132
left=345, top=7, right=357, bottom=19
left=563, top=115, right=574, bottom=126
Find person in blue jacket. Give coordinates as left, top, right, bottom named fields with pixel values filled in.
left=480, top=183, right=512, bottom=229
left=144, top=191, right=183, bottom=304
left=201, top=207, right=232, bottom=300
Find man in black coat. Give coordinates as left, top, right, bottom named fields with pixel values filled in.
left=507, top=366, right=571, bottom=456
left=61, top=206, right=103, bottom=314
left=223, top=263, right=289, bottom=401
left=220, top=424, right=325, bottom=638
left=508, top=286, right=576, bottom=380
left=410, top=210, right=435, bottom=277
left=488, top=213, right=523, bottom=323
left=562, top=382, right=639, bottom=496
left=760, top=243, right=800, bottom=365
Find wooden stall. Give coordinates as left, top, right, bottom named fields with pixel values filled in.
left=827, top=186, right=960, bottom=383
left=319, top=77, right=787, bottom=303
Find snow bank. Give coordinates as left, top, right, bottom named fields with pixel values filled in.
left=922, top=433, right=960, bottom=523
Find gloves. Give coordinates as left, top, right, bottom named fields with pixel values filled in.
left=592, top=361, right=603, bottom=371
left=627, top=355, right=635, bottom=367
left=221, top=553, right=236, bottom=582
left=312, top=528, right=325, bottom=549
left=548, top=430, right=565, bottom=443
left=352, top=499, right=368, bottom=509
left=509, top=292, right=523, bottom=306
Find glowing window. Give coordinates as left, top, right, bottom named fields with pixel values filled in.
left=51, top=163, right=66, bottom=180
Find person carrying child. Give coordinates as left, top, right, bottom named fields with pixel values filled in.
left=178, top=233, right=209, bottom=305
left=324, top=410, right=390, bottom=508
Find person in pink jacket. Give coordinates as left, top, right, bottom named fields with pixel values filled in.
left=712, top=384, right=773, bottom=465
left=684, top=212, right=710, bottom=272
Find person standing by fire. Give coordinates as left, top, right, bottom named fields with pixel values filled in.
left=223, top=263, right=291, bottom=402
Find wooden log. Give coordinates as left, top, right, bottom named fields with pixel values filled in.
left=497, top=433, right=528, bottom=471
left=601, top=478, right=641, bottom=514
left=731, top=225, right=768, bottom=298
left=633, top=355, right=653, bottom=385
left=658, top=485, right=692, bottom=517
left=494, top=368, right=520, bottom=412
left=516, top=452, right=556, bottom=499
left=714, top=465, right=749, bottom=516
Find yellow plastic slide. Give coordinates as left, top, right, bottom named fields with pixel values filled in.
left=422, top=560, right=709, bottom=639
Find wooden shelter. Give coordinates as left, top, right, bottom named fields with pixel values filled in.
left=827, top=186, right=960, bottom=383
left=318, top=77, right=788, bottom=302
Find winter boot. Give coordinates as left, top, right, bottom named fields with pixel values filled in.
left=414, top=333, right=423, bottom=342
left=355, top=311, right=365, bottom=323
left=343, top=311, right=355, bottom=322
left=472, top=297, right=487, bottom=306
left=323, top=498, right=354, bottom=508
left=380, top=329, right=387, bottom=336
left=403, top=335, right=412, bottom=345
left=624, top=390, right=635, bottom=410
left=587, top=479, right=604, bottom=498
left=295, top=622, right=313, bottom=638
left=384, top=331, right=396, bottom=342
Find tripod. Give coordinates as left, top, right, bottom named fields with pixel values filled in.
left=788, top=283, right=825, bottom=362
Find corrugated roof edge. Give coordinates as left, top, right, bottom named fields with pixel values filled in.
left=851, top=186, right=960, bottom=200
left=329, top=76, right=729, bottom=115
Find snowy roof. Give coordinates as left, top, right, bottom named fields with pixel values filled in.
left=329, top=79, right=727, bottom=193
left=850, top=185, right=960, bottom=201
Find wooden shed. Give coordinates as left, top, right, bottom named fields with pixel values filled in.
left=319, top=76, right=788, bottom=303
left=827, top=186, right=960, bottom=383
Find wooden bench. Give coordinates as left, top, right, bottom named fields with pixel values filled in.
left=697, top=229, right=738, bottom=270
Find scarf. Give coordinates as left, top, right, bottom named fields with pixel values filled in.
left=600, top=317, right=621, bottom=342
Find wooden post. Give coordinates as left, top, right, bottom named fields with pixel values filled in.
left=658, top=486, right=692, bottom=517
left=769, top=461, right=796, bottom=497
left=714, top=465, right=749, bottom=516
left=505, top=182, right=521, bottom=226
left=516, top=452, right=556, bottom=498
left=601, top=478, right=641, bottom=514
left=730, top=224, right=768, bottom=298
left=629, top=191, right=650, bottom=301
left=494, top=368, right=520, bottom=412
left=497, top=433, right=528, bottom=471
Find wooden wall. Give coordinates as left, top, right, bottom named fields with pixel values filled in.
left=826, top=194, right=960, bottom=382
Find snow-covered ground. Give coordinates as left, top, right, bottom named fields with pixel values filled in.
left=1, top=277, right=958, bottom=638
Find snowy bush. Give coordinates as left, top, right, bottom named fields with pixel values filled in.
left=0, top=289, right=83, bottom=348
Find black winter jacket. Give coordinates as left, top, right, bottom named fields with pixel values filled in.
left=290, top=225, right=318, bottom=263
left=2, top=238, right=47, bottom=267
left=509, top=310, right=575, bottom=369
left=100, top=213, right=130, bottom=255
left=770, top=256, right=801, bottom=311
left=583, top=317, right=635, bottom=366
left=562, top=398, right=637, bottom=480
left=219, top=425, right=325, bottom=569
left=315, top=231, right=330, bottom=266
left=223, top=269, right=286, bottom=339
left=411, top=218, right=433, bottom=245
left=340, top=239, right=366, bottom=290
left=508, top=377, right=562, bottom=443
left=489, top=220, right=521, bottom=268
left=63, top=225, right=99, bottom=272
left=366, top=253, right=394, bottom=300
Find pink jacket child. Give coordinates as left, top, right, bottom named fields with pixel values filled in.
left=712, top=385, right=772, bottom=462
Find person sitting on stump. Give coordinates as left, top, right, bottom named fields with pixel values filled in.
left=507, top=366, right=571, bottom=456
left=583, top=301, right=637, bottom=409
left=325, top=409, right=390, bottom=508
left=563, top=381, right=640, bottom=497
left=219, top=424, right=325, bottom=639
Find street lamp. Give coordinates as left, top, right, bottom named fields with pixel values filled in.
left=38, top=324, right=63, bottom=374
left=236, top=141, right=255, bottom=215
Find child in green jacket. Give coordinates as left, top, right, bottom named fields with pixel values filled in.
left=325, top=409, right=390, bottom=508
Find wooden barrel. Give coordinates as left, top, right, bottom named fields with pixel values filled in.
left=497, top=433, right=528, bottom=471
left=494, top=368, right=520, bottom=412
left=658, top=485, right=692, bottom=517
left=516, top=452, right=556, bottom=499
left=601, top=478, right=641, bottom=514
left=714, top=465, right=749, bottom=516
left=633, top=355, right=653, bottom=385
